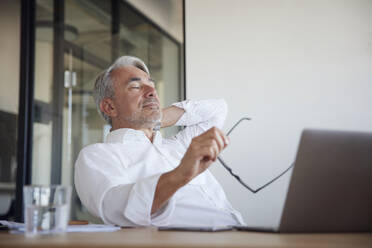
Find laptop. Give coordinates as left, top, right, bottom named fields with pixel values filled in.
left=236, top=129, right=372, bottom=233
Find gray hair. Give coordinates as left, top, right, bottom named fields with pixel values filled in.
left=93, top=56, right=150, bottom=125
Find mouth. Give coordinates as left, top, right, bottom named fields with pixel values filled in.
left=142, top=102, right=159, bottom=109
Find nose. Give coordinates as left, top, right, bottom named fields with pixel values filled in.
left=144, top=83, right=156, bottom=98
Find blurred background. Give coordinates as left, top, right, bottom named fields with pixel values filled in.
left=0, top=0, right=184, bottom=223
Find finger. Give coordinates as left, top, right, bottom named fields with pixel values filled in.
left=206, top=141, right=219, bottom=161
left=214, top=128, right=229, bottom=148
left=200, top=158, right=214, bottom=170
left=221, top=132, right=230, bottom=148
left=200, top=137, right=222, bottom=155
left=195, top=127, right=228, bottom=151
left=200, top=144, right=217, bottom=162
left=209, top=127, right=229, bottom=149
left=194, top=127, right=221, bottom=141
left=213, top=131, right=226, bottom=151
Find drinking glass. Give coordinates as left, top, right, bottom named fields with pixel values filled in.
left=23, top=185, right=71, bottom=236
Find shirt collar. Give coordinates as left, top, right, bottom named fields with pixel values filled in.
left=105, top=128, right=162, bottom=145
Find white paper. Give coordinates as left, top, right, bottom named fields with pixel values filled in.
left=1, top=220, right=121, bottom=233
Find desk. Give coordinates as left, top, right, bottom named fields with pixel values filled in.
left=0, top=227, right=371, bottom=248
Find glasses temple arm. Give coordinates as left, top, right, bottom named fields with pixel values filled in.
left=226, top=117, right=252, bottom=136
left=218, top=116, right=294, bottom=193
left=217, top=156, right=259, bottom=193
left=218, top=156, right=294, bottom=193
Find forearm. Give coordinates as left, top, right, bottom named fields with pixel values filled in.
left=161, top=106, right=185, bottom=128
left=151, top=168, right=188, bottom=214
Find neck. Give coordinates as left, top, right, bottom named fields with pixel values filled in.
left=139, top=127, right=156, bottom=142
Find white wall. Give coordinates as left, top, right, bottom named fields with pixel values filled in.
left=186, top=0, right=372, bottom=228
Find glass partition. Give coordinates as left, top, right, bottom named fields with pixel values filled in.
left=31, top=0, right=183, bottom=222
left=0, top=0, right=21, bottom=219
left=32, top=0, right=54, bottom=186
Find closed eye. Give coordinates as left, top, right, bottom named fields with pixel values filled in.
left=129, top=81, right=141, bottom=89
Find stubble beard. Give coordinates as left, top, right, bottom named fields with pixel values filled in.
left=119, top=107, right=162, bottom=129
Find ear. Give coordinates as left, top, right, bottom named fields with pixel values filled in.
left=100, top=98, right=117, bottom=119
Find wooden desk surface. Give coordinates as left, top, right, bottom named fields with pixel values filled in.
left=0, top=227, right=371, bottom=248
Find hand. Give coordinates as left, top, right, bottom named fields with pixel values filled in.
left=175, top=127, right=230, bottom=183
left=151, top=126, right=229, bottom=214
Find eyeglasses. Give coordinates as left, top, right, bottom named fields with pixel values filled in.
left=217, top=117, right=294, bottom=193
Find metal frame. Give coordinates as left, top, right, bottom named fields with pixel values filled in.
left=50, top=0, right=65, bottom=184
left=182, top=0, right=186, bottom=100
left=111, top=0, right=120, bottom=61
left=15, top=0, right=36, bottom=222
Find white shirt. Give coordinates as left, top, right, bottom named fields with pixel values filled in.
left=74, top=99, right=245, bottom=227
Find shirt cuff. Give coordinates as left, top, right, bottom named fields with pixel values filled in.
left=172, top=99, right=228, bottom=129
left=124, top=173, right=176, bottom=226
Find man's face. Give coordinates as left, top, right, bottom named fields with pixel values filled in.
left=109, top=65, right=161, bottom=128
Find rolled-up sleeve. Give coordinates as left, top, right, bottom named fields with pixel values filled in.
left=74, top=145, right=175, bottom=227
left=123, top=174, right=176, bottom=226
left=171, top=99, right=228, bottom=148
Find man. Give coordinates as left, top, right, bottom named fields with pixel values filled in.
left=75, top=56, right=245, bottom=227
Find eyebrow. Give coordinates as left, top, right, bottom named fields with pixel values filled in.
left=128, top=77, right=141, bottom=82
left=128, top=77, right=156, bottom=83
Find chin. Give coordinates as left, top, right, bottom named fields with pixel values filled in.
left=147, top=114, right=162, bottom=123
left=140, top=111, right=161, bottom=124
